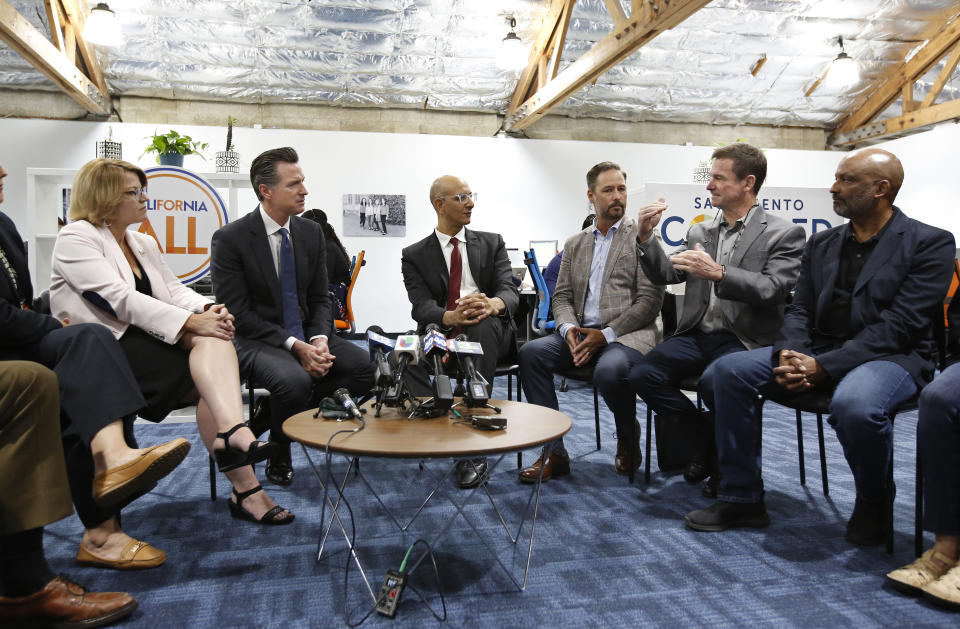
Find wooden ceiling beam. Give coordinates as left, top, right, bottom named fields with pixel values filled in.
left=59, top=0, right=108, bottom=95
left=921, top=40, right=960, bottom=108
left=0, top=0, right=111, bottom=115
left=830, top=98, right=960, bottom=148
left=504, top=0, right=712, bottom=132
left=508, top=0, right=574, bottom=116
left=833, top=16, right=960, bottom=134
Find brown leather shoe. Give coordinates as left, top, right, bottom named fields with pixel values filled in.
left=615, top=420, right=642, bottom=475
left=76, top=539, right=167, bottom=571
left=518, top=452, right=570, bottom=483
left=0, top=575, right=137, bottom=627
left=92, top=438, right=191, bottom=507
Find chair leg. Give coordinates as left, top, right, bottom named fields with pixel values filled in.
left=886, top=455, right=895, bottom=555
left=593, top=386, right=601, bottom=451
left=517, top=452, right=523, bottom=469
left=816, top=413, right=829, bottom=496
left=559, top=376, right=568, bottom=393
left=915, top=455, right=924, bottom=558
left=644, top=406, right=652, bottom=485
left=795, top=410, right=806, bottom=486
left=507, top=374, right=513, bottom=401
left=208, top=455, right=217, bottom=501
left=516, top=373, right=522, bottom=402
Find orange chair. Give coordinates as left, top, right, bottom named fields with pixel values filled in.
left=334, top=250, right=365, bottom=334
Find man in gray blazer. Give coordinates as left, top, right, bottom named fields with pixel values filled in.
left=518, top=161, right=664, bottom=482
left=628, top=143, right=805, bottom=496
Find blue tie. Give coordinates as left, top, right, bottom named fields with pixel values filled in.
left=279, top=228, right=304, bottom=341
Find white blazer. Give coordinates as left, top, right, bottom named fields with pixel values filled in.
left=50, top=220, right=211, bottom=344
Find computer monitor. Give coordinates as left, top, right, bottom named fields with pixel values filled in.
left=506, top=248, right=526, bottom=283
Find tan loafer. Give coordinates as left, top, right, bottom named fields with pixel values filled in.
left=76, top=539, right=166, bottom=571
left=922, top=564, right=960, bottom=611
left=92, top=438, right=191, bottom=507
left=886, top=548, right=956, bottom=596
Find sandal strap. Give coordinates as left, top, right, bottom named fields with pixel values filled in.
left=232, top=484, right=263, bottom=505
left=216, top=422, right=248, bottom=450
left=261, top=506, right=289, bottom=523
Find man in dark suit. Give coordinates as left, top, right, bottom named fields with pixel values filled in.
left=629, top=143, right=805, bottom=496
left=0, top=164, right=185, bottom=569
left=400, top=174, right=519, bottom=488
left=212, top=147, right=375, bottom=485
left=685, top=148, right=956, bottom=545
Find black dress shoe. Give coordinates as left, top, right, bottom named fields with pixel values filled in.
left=455, top=458, right=488, bottom=489
left=684, top=454, right=711, bottom=484
left=265, top=446, right=293, bottom=486
left=685, top=499, right=770, bottom=532
left=845, top=496, right=889, bottom=546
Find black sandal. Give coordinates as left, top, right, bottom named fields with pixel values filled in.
left=213, top=423, right=279, bottom=472
left=228, top=485, right=294, bottom=525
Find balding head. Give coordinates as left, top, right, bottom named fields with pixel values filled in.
left=430, top=175, right=469, bottom=205
left=840, top=148, right=904, bottom=202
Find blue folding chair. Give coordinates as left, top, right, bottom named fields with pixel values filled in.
left=523, top=249, right=555, bottom=335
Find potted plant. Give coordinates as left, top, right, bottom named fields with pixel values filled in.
left=216, top=116, right=240, bottom=173
left=141, top=130, right=208, bottom=167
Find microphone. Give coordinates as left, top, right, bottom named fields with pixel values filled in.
left=422, top=323, right=453, bottom=405
left=333, top=387, right=363, bottom=420
left=452, top=334, right=488, bottom=404
left=390, top=332, right=420, bottom=382
left=366, top=325, right=394, bottom=388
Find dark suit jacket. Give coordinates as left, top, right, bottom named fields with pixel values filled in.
left=773, top=207, right=956, bottom=386
left=211, top=208, right=331, bottom=348
left=0, top=211, right=61, bottom=358
left=400, top=228, right=519, bottom=332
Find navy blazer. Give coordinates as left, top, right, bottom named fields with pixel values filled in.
left=0, top=211, right=61, bottom=357
left=211, top=208, right=331, bottom=348
left=400, top=228, right=519, bottom=332
left=773, top=207, right=956, bottom=386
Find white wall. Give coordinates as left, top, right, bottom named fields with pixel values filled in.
left=0, top=118, right=858, bottom=332
left=875, top=122, right=960, bottom=237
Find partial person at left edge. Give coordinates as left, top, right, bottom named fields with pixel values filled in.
left=50, top=158, right=292, bottom=526
left=212, top=147, right=375, bottom=486
left=0, top=163, right=190, bottom=570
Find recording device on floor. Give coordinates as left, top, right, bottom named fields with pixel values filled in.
left=375, top=570, right=406, bottom=618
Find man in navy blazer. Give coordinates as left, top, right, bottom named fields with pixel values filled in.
left=685, top=148, right=956, bottom=545
left=212, top=147, right=374, bottom=485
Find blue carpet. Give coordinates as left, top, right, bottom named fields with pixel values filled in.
left=42, top=376, right=953, bottom=628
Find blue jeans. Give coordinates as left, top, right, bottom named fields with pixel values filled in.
left=918, top=363, right=960, bottom=535
left=628, top=330, right=746, bottom=421
left=519, top=333, right=644, bottom=457
left=702, top=347, right=917, bottom=503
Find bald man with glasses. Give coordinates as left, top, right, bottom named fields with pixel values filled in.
left=400, top=175, right=519, bottom=488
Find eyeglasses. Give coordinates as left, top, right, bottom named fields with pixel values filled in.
left=438, top=192, right=478, bottom=203
left=124, top=187, right=148, bottom=199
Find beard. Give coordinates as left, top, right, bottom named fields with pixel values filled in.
left=832, top=189, right=874, bottom=219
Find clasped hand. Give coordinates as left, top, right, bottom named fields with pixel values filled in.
left=566, top=327, right=607, bottom=367
left=773, top=349, right=826, bottom=392
left=184, top=304, right=235, bottom=340
left=444, top=292, right=500, bottom=328
left=294, top=337, right=334, bottom=378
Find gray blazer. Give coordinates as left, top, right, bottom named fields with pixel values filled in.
left=636, top=207, right=805, bottom=349
left=553, top=218, right=664, bottom=354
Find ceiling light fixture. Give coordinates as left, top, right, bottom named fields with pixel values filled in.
left=498, top=16, right=527, bottom=71
left=83, top=3, right=123, bottom=48
left=824, top=36, right=859, bottom=88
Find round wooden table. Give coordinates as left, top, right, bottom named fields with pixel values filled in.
left=284, top=399, right=571, bottom=459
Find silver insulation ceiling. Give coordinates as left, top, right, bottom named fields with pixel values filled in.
left=2, top=0, right=959, bottom=128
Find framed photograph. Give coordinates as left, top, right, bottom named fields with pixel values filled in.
left=342, top=193, right=406, bottom=237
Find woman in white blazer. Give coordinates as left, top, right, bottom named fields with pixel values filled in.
left=50, top=159, right=293, bottom=539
